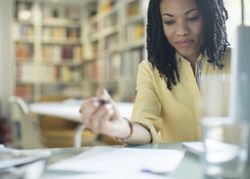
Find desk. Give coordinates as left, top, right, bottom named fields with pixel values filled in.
left=29, top=100, right=133, bottom=147
left=40, top=143, right=203, bottom=179
left=40, top=143, right=250, bottom=179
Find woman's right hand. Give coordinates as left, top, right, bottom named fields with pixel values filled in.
left=79, top=89, right=131, bottom=139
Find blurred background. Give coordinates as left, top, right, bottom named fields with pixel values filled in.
left=0, top=0, right=249, bottom=149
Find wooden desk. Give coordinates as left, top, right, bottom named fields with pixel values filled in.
left=29, top=100, right=133, bottom=147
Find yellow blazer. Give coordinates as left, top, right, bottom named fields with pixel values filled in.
left=130, top=49, right=231, bottom=143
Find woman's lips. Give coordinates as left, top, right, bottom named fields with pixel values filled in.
left=175, top=39, right=194, bottom=48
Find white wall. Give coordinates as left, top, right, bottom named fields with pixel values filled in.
left=0, top=0, right=13, bottom=119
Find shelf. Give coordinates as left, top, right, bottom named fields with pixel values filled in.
left=12, top=0, right=147, bottom=102
left=17, top=60, right=83, bottom=66
left=42, top=19, right=81, bottom=27
left=14, top=37, right=34, bottom=43
left=16, top=80, right=82, bottom=85
left=14, top=19, right=34, bottom=25
left=125, top=0, right=139, bottom=5
left=125, top=39, right=145, bottom=49
left=102, top=48, right=121, bottom=57
left=91, top=33, right=100, bottom=42
left=42, top=39, right=81, bottom=44
left=16, top=59, right=34, bottom=64
left=101, top=26, right=118, bottom=38
left=125, top=13, right=144, bottom=25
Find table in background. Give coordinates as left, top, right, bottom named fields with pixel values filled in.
left=29, top=99, right=133, bottom=147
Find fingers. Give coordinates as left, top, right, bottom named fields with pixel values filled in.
left=79, top=98, right=100, bottom=125
left=96, top=88, right=111, bottom=102
left=79, top=99, right=114, bottom=133
left=89, top=103, right=114, bottom=133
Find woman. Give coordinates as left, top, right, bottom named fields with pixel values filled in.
left=79, top=0, right=231, bottom=144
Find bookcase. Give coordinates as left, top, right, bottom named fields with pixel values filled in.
left=13, top=1, right=85, bottom=102
left=85, top=0, right=147, bottom=101
left=12, top=0, right=148, bottom=102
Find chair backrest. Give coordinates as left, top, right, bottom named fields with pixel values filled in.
left=9, top=96, right=30, bottom=116
left=9, top=96, right=43, bottom=149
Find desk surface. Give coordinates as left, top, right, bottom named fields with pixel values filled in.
left=41, top=143, right=203, bottom=179
left=29, top=99, right=133, bottom=122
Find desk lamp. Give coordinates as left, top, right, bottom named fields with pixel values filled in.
left=230, top=0, right=250, bottom=163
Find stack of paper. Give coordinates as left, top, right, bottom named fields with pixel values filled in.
left=49, top=146, right=184, bottom=178
left=0, top=147, right=51, bottom=179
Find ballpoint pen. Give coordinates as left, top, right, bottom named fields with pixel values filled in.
left=141, top=168, right=169, bottom=176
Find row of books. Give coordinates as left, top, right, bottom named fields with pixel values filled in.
left=103, top=13, right=117, bottom=28
left=99, top=0, right=117, bottom=14
left=15, top=24, right=34, bottom=38
left=42, top=45, right=82, bottom=63
left=15, top=43, right=34, bottom=60
left=121, top=47, right=144, bottom=76
left=43, top=27, right=81, bottom=41
left=82, top=48, right=144, bottom=81
left=126, top=0, right=140, bottom=18
left=42, top=4, right=81, bottom=21
left=126, top=22, right=144, bottom=43
left=104, top=33, right=119, bottom=51
left=16, top=63, right=82, bottom=84
left=83, top=61, right=100, bottom=81
left=15, top=84, right=33, bottom=101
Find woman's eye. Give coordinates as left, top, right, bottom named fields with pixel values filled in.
left=164, top=20, right=175, bottom=25
left=187, top=15, right=200, bottom=21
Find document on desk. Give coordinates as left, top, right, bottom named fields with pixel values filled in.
left=49, top=146, right=184, bottom=174
left=182, top=142, right=204, bottom=155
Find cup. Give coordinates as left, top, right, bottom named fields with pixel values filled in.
left=200, top=74, right=249, bottom=179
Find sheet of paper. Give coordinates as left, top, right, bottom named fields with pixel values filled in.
left=182, top=142, right=204, bottom=155
left=0, top=147, right=51, bottom=170
left=49, top=146, right=184, bottom=174
left=43, top=170, right=176, bottom=179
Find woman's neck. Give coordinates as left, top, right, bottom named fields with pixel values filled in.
left=183, top=54, right=200, bottom=73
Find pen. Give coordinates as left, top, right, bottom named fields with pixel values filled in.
left=98, top=99, right=109, bottom=105
left=141, top=168, right=169, bottom=176
left=79, top=99, right=109, bottom=114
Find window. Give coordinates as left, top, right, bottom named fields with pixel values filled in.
left=225, top=0, right=250, bottom=47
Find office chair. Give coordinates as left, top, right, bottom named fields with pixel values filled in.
left=9, top=96, right=43, bottom=149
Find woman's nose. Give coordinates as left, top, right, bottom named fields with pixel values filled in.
left=176, top=22, right=189, bottom=36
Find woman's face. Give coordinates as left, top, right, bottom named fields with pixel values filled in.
left=160, top=0, right=203, bottom=62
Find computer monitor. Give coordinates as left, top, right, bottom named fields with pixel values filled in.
left=230, top=25, right=250, bottom=164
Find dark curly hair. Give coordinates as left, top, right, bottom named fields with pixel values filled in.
left=146, top=0, right=230, bottom=90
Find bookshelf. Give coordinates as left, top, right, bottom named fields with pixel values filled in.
left=85, top=0, right=147, bottom=101
left=12, top=0, right=147, bottom=102
left=13, top=0, right=86, bottom=101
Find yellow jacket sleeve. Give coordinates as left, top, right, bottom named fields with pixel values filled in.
left=130, top=61, right=162, bottom=143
